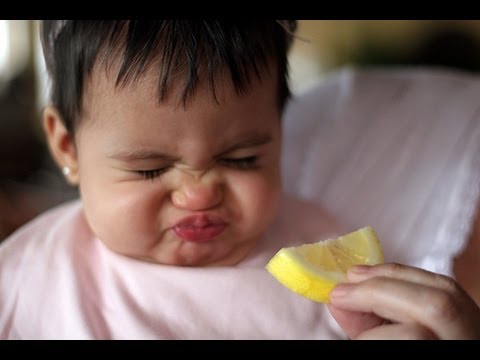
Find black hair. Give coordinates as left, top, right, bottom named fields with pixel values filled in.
left=41, top=20, right=298, bottom=134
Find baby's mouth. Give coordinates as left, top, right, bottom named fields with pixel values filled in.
left=172, top=214, right=226, bottom=243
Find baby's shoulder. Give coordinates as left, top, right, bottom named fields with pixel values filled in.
left=0, top=199, right=89, bottom=337
left=0, top=199, right=84, bottom=268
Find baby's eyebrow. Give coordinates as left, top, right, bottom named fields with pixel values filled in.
left=218, top=134, right=273, bottom=155
left=108, top=150, right=178, bottom=162
left=107, top=133, right=273, bottom=161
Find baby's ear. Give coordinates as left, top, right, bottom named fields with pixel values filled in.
left=42, top=106, right=79, bottom=185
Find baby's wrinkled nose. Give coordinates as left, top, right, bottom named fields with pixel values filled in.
left=171, top=171, right=223, bottom=211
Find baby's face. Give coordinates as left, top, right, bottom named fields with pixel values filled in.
left=73, top=66, right=282, bottom=266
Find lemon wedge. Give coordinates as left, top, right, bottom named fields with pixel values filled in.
left=265, top=226, right=384, bottom=303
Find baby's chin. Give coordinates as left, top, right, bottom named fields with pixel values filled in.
left=158, top=246, right=248, bottom=267
left=136, top=242, right=256, bottom=267
left=97, top=230, right=261, bottom=267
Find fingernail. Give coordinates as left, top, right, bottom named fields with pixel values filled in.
left=330, top=283, right=355, bottom=298
left=349, top=265, right=372, bottom=274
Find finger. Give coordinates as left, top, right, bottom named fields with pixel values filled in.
left=355, top=323, right=437, bottom=340
left=347, top=263, right=456, bottom=292
left=327, top=304, right=385, bottom=339
left=329, top=278, right=480, bottom=339
left=345, top=262, right=480, bottom=339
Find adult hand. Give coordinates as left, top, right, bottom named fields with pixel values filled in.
left=327, top=263, right=480, bottom=339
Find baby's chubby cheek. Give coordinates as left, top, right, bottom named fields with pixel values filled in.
left=234, top=175, right=281, bottom=233
left=81, top=183, right=163, bottom=247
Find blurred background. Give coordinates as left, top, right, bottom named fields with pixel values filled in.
left=2, top=20, right=480, bottom=242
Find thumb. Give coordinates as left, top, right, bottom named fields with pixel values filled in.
left=327, top=304, right=385, bottom=339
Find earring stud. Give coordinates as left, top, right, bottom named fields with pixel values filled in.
left=62, top=166, right=71, bottom=176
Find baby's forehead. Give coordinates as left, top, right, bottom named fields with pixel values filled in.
left=84, top=55, right=276, bottom=111
left=78, top=59, right=280, bottom=140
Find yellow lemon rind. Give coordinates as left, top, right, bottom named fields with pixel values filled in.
left=265, top=249, right=337, bottom=303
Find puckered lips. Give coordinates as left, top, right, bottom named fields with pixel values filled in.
left=172, top=214, right=226, bottom=243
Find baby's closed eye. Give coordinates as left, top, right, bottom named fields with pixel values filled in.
left=135, top=168, right=170, bottom=180
left=219, top=156, right=259, bottom=170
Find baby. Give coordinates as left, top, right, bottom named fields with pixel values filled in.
left=0, top=20, right=479, bottom=339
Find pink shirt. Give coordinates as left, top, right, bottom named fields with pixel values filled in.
left=0, top=195, right=345, bottom=339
